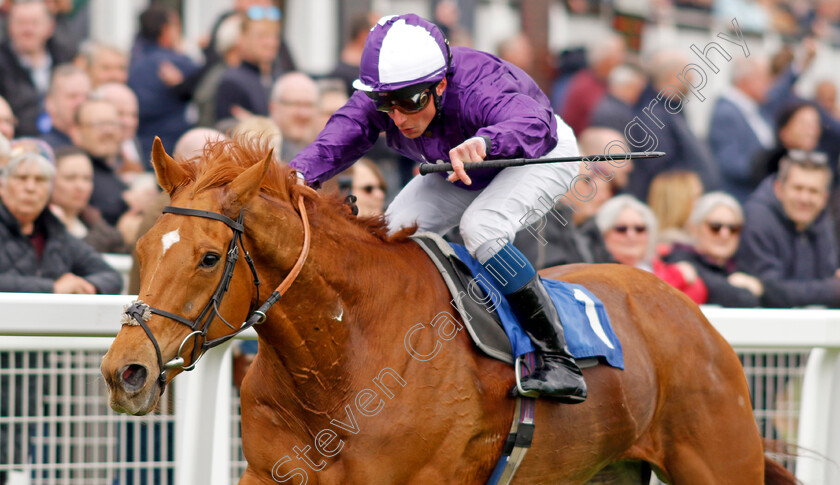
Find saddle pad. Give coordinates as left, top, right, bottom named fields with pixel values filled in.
left=447, top=242, right=624, bottom=370
left=411, top=234, right=624, bottom=369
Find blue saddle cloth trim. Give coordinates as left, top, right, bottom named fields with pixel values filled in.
left=450, top=244, right=624, bottom=369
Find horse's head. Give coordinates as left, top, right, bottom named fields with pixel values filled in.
left=101, top=137, right=284, bottom=415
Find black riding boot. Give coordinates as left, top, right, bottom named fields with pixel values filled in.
left=506, top=275, right=587, bottom=403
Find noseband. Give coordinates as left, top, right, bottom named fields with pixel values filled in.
left=123, top=194, right=311, bottom=392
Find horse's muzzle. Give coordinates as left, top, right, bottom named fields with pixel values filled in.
left=101, top=357, right=160, bottom=416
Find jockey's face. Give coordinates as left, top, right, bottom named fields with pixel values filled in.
left=386, top=78, right=446, bottom=139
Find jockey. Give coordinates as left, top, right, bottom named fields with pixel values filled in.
left=290, top=14, right=586, bottom=403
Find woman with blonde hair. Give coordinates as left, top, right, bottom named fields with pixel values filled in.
left=647, top=170, right=703, bottom=251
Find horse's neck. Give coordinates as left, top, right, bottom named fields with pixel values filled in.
left=245, top=204, right=445, bottom=428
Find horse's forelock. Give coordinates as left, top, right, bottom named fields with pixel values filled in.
left=182, top=137, right=291, bottom=202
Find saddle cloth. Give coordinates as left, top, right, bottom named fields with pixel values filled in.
left=411, top=233, right=624, bottom=370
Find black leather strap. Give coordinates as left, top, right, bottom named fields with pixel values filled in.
left=125, top=302, right=167, bottom=391
left=150, top=307, right=196, bottom=329
left=163, top=206, right=244, bottom=232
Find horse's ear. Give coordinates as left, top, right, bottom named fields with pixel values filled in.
left=229, top=149, right=273, bottom=208
left=151, top=137, right=189, bottom=195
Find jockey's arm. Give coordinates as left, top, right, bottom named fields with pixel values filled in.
left=445, top=82, right=559, bottom=186
left=472, top=91, right=559, bottom=161
left=289, top=92, right=383, bottom=188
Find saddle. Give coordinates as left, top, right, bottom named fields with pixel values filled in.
left=411, top=233, right=601, bottom=369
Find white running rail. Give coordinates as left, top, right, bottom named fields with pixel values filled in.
left=1, top=294, right=838, bottom=484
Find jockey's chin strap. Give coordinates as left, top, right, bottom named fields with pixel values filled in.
left=122, top=193, right=312, bottom=392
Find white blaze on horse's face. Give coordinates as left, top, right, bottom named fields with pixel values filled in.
left=161, top=229, right=181, bottom=256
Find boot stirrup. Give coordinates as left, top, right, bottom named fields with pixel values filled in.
left=514, top=355, right=539, bottom=398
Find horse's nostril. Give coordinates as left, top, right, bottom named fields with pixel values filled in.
left=121, top=364, right=148, bottom=392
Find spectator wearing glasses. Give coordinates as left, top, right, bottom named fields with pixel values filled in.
left=595, top=195, right=708, bottom=304
left=215, top=5, right=284, bottom=123
left=68, top=97, right=128, bottom=226
left=0, top=140, right=121, bottom=294
left=665, top=192, right=768, bottom=307
left=0, top=95, right=15, bottom=140
left=94, top=82, right=144, bottom=174
left=291, top=14, right=592, bottom=403
left=736, top=151, right=840, bottom=307
left=269, top=71, right=319, bottom=161
left=346, top=158, right=387, bottom=218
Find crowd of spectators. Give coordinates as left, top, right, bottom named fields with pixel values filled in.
left=1, top=0, right=839, bottom=312
left=544, top=14, right=840, bottom=309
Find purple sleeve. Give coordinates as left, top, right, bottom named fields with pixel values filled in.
left=466, top=77, right=558, bottom=159
left=289, top=92, right=384, bottom=187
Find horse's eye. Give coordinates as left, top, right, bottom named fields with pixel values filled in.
left=200, top=253, right=221, bottom=268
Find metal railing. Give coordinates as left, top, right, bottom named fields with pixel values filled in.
left=1, top=294, right=839, bottom=484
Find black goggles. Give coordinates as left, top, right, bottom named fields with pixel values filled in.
left=366, top=82, right=437, bottom=114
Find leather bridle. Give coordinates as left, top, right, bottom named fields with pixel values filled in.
left=122, top=194, right=311, bottom=392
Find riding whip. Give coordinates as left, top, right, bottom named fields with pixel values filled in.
left=419, top=151, right=665, bottom=175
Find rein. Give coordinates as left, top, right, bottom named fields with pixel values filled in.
left=123, top=193, right=311, bottom=391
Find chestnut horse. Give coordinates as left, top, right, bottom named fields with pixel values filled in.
left=101, top=138, right=795, bottom=484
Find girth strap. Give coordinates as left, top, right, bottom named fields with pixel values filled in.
left=486, top=352, right=537, bottom=485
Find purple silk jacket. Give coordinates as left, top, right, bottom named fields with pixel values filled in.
left=289, top=46, right=559, bottom=190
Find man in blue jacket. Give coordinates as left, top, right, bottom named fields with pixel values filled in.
left=736, top=151, right=840, bottom=307
left=290, top=14, right=586, bottom=402
left=128, top=3, right=199, bottom=156
left=707, top=55, right=804, bottom=202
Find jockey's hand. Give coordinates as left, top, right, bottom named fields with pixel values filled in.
left=447, top=137, right=487, bottom=185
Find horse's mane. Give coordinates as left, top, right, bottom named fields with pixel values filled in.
left=179, top=137, right=413, bottom=243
